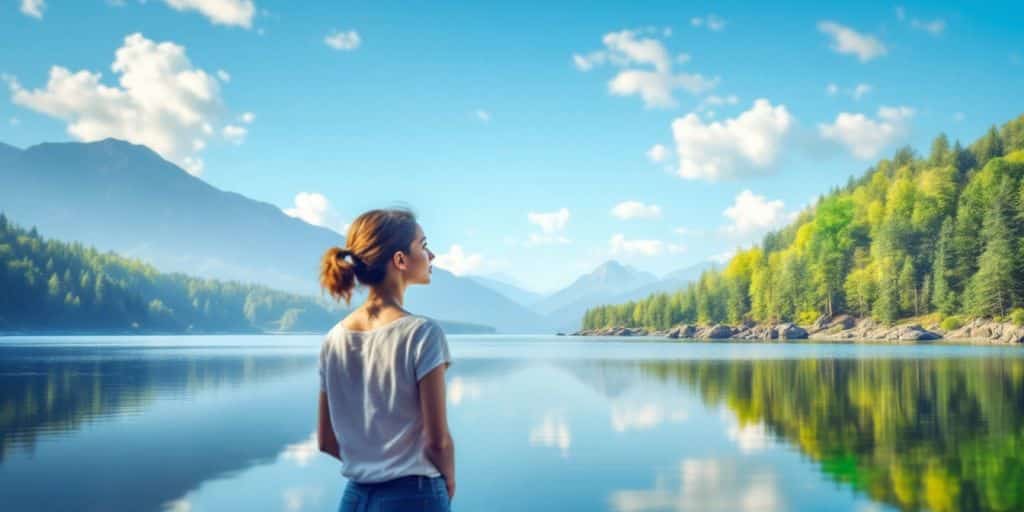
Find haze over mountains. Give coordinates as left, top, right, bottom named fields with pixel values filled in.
left=0, top=138, right=708, bottom=333
left=470, top=260, right=714, bottom=332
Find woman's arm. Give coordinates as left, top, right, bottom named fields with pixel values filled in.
left=318, top=390, right=342, bottom=461
left=420, top=364, right=455, bottom=500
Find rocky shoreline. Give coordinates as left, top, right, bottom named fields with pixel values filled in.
left=570, top=315, right=1024, bottom=344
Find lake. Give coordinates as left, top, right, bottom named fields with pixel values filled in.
left=1, top=335, right=1023, bottom=512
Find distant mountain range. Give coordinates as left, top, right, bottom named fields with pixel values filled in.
left=0, top=138, right=712, bottom=333
left=468, top=260, right=715, bottom=332
left=0, top=139, right=548, bottom=333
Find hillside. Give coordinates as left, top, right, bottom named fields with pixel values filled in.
left=584, top=115, right=1024, bottom=331
left=0, top=216, right=494, bottom=334
left=0, top=138, right=548, bottom=333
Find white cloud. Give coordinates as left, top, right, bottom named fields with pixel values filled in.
left=216, top=69, right=231, bottom=82
left=695, top=94, right=739, bottom=113
left=433, top=244, right=484, bottom=276
left=529, top=412, right=571, bottom=458
left=817, top=21, right=887, bottom=62
left=953, top=111, right=965, bottom=122
left=164, top=499, right=192, bottom=512
left=728, top=422, right=772, bottom=454
left=281, top=486, right=324, bottom=512
left=528, top=208, right=569, bottom=233
left=690, top=14, right=726, bottom=31
left=572, top=51, right=606, bottom=71
left=609, top=458, right=783, bottom=512
left=9, top=117, right=19, bottom=126
left=575, top=30, right=718, bottom=108
left=895, top=6, right=906, bottom=21
left=240, top=111, right=255, bottom=123
left=325, top=30, right=361, bottom=51
left=279, top=432, right=318, bottom=467
left=448, top=377, right=482, bottom=406
left=668, top=243, right=687, bottom=254
left=671, top=99, right=794, bottom=181
left=911, top=18, right=946, bottom=35
left=526, top=208, right=570, bottom=246
left=826, top=82, right=873, bottom=100
left=283, top=192, right=347, bottom=233
left=20, top=0, right=44, bottom=18
left=609, top=70, right=718, bottom=109
left=721, top=190, right=790, bottom=237
left=675, top=53, right=691, bottom=64
left=474, top=109, right=491, bottom=122
left=611, top=201, right=662, bottom=220
left=163, top=0, right=255, bottom=28
left=610, top=403, right=679, bottom=432
left=851, top=83, right=872, bottom=99
left=610, top=234, right=664, bottom=256
left=222, top=124, right=247, bottom=144
left=6, top=33, right=232, bottom=177
left=646, top=143, right=669, bottom=163
left=818, top=106, right=915, bottom=159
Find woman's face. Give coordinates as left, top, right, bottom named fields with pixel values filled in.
left=403, top=224, right=435, bottom=285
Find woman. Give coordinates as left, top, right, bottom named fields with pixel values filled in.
left=317, top=208, right=455, bottom=511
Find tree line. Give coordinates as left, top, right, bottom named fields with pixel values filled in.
left=0, top=216, right=339, bottom=332
left=584, top=115, right=1024, bottom=331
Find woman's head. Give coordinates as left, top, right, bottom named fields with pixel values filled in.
left=320, top=208, right=434, bottom=305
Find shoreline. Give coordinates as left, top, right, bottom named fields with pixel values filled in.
left=570, top=316, right=1024, bottom=345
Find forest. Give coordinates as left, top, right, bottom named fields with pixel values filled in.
left=0, top=216, right=340, bottom=332
left=584, top=115, right=1024, bottom=331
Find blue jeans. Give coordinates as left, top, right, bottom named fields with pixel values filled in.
left=339, top=475, right=451, bottom=512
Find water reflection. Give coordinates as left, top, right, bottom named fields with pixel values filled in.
left=586, top=357, right=1024, bottom=512
left=0, top=342, right=318, bottom=512
left=0, top=338, right=1021, bottom=512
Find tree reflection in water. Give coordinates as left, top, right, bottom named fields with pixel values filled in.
left=606, top=357, right=1024, bottom=512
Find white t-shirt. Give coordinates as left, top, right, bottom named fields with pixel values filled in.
left=319, top=315, right=452, bottom=483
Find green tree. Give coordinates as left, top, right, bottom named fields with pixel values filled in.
left=965, top=179, right=1019, bottom=317
left=931, top=217, right=957, bottom=315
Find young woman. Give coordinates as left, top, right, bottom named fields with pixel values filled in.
left=317, top=208, right=454, bottom=511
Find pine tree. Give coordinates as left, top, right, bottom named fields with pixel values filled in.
left=972, top=126, right=1004, bottom=166
left=898, top=256, right=917, bottom=315
left=929, top=133, right=951, bottom=167
left=965, top=179, right=1019, bottom=317
left=931, top=217, right=957, bottom=315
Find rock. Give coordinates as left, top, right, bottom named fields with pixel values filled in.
left=776, top=323, right=808, bottom=339
left=891, top=324, right=941, bottom=341
left=666, top=324, right=697, bottom=339
left=699, top=324, right=735, bottom=340
left=947, top=319, right=1024, bottom=343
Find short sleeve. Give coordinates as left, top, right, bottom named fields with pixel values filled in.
left=413, top=319, right=452, bottom=382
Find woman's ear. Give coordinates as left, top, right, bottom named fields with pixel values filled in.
left=393, top=250, right=408, bottom=270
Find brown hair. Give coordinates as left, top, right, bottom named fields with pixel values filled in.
left=320, top=208, right=419, bottom=305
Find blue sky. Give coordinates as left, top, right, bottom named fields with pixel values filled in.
left=2, top=0, right=1023, bottom=292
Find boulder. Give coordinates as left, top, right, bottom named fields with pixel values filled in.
left=699, top=324, right=735, bottom=339
left=775, top=323, right=808, bottom=339
left=667, top=324, right=697, bottom=339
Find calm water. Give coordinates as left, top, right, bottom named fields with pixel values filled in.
left=2, top=336, right=1023, bottom=512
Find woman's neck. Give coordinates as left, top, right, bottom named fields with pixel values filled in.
left=366, top=278, right=405, bottom=310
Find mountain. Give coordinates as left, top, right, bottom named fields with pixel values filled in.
left=605, top=261, right=716, bottom=305
left=468, top=274, right=545, bottom=307
left=0, top=142, right=20, bottom=163
left=0, top=138, right=549, bottom=333
left=535, top=260, right=659, bottom=331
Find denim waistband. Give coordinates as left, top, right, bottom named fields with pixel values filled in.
left=349, top=474, right=441, bottom=491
